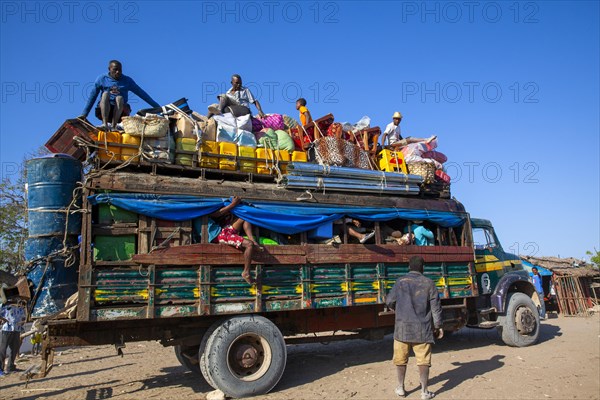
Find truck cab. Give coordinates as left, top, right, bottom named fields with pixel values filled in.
left=471, top=218, right=541, bottom=347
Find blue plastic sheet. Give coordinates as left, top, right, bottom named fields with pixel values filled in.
left=89, top=193, right=466, bottom=235
left=521, top=259, right=553, bottom=276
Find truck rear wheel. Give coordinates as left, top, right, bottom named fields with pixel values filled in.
left=203, top=315, right=287, bottom=398
left=497, top=292, right=540, bottom=347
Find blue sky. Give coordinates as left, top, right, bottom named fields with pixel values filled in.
left=1, top=1, right=598, bottom=260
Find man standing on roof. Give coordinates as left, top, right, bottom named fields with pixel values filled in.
left=381, top=112, right=436, bottom=149
left=78, top=60, right=160, bottom=131
left=208, top=74, right=265, bottom=118
left=531, top=267, right=546, bottom=320
left=386, top=256, right=443, bottom=400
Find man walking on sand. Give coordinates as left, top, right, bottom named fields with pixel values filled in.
left=386, top=256, right=443, bottom=399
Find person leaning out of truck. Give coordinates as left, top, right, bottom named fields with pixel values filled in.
left=78, top=60, right=160, bottom=131
left=406, top=221, right=434, bottom=246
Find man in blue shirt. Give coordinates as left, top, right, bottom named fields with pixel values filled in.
left=79, top=60, right=160, bottom=131
left=410, top=222, right=435, bottom=246
left=531, top=267, right=546, bottom=319
left=0, top=300, right=26, bottom=375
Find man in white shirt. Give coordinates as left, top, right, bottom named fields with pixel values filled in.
left=381, top=112, right=436, bottom=149
left=208, top=74, right=265, bottom=118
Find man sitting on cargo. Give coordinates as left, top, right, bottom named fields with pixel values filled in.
left=78, top=60, right=160, bottom=131
left=381, top=112, right=436, bottom=149
left=208, top=196, right=259, bottom=284
left=207, top=74, right=265, bottom=119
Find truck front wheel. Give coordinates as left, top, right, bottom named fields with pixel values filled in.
left=203, top=315, right=287, bottom=398
left=497, top=292, right=540, bottom=347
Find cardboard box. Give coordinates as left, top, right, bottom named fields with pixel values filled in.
left=174, top=111, right=203, bottom=139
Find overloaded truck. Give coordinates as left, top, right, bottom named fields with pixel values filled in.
left=26, top=157, right=542, bottom=398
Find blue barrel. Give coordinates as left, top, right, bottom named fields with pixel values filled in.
left=28, top=259, right=78, bottom=317
left=26, top=154, right=82, bottom=237
left=25, top=235, right=78, bottom=262
left=26, top=234, right=79, bottom=317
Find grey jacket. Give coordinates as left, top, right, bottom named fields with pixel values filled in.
left=385, top=271, right=443, bottom=344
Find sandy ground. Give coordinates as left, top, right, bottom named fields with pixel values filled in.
left=0, top=313, right=598, bottom=400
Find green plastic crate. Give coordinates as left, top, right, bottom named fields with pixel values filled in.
left=93, top=235, right=136, bottom=261
left=98, top=204, right=138, bottom=225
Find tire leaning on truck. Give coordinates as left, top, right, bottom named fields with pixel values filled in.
left=202, top=315, right=287, bottom=398
left=497, top=292, right=540, bottom=347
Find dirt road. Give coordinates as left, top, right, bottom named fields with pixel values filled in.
left=1, top=314, right=598, bottom=400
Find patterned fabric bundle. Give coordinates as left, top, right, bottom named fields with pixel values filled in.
left=251, top=117, right=264, bottom=133
left=314, top=137, right=370, bottom=169
left=260, top=114, right=285, bottom=130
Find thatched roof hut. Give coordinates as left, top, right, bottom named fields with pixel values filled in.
left=522, top=256, right=600, bottom=278
left=522, top=256, right=600, bottom=316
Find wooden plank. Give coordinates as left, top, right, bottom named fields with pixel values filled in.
left=307, top=244, right=474, bottom=264
left=132, top=243, right=473, bottom=266
left=77, top=192, right=93, bottom=322
left=138, top=215, right=149, bottom=254
left=133, top=244, right=307, bottom=266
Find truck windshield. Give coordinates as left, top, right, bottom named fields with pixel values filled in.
left=472, top=227, right=498, bottom=250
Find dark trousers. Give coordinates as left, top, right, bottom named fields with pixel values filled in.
left=218, top=95, right=251, bottom=117
left=0, top=331, right=21, bottom=371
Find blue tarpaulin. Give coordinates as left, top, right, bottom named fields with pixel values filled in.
left=521, top=259, right=553, bottom=276
left=89, top=193, right=466, bottom=235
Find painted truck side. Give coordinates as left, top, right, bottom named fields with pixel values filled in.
left=38, top=172, right=540, bottom=397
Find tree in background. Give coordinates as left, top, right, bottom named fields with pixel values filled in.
left=586, top=250, right=600, bottom=269
left=0, top=170, right=27, bottom=276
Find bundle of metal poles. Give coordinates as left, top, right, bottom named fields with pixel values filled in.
left=283, top=163, right=423, bottom=195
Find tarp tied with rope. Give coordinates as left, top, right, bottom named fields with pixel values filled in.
left=89, top=193, right=467, bottom=235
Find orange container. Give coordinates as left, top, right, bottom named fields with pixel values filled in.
left=97, top=131, right=121, bottom=162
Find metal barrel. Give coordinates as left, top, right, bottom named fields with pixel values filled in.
left=25, top=235, right=78, bottom=261
left=25, top=235, right=79, bottom=317
left=26, top=154, right=82, bottom=236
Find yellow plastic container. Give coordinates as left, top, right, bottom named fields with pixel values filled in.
left=292, top=151, right=308, bottom=163
left=97, top=131, right=121, bottom=162
left=256, top=148, right=275, bottom=175
left=238, top=146, right=256, bottom=173
left=378, top=149, right=407, bottom=174
left=278, top=150, right=290, bottom=174
left=219, top=142, right=237, bottom=171
left=198, top=140, right=219, bottom=169
left=175, top=138, right=197, bottom=166
left=120, top=133, right=141, bottom=161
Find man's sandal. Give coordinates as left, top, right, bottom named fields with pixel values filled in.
left=421, top=390, right=435, bottom=400
left=394, top=386, right=406, bottom=397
